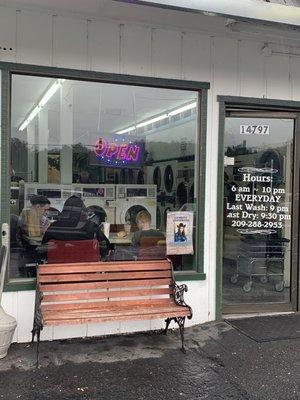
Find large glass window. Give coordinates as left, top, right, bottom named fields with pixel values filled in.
left=9, top=74, right=199, bottom=279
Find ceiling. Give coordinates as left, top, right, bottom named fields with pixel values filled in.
left=11, top=74, right=197, bottom=146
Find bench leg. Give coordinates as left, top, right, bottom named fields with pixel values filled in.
left=36, top=329, right=41, bottom=369
left=164, top=318, right=172, bottom=335
left=32, top=287, right=43, bottom=368
left=176, top=317, right=186, bottom=354
left=31, top=326, right=41, bottom=369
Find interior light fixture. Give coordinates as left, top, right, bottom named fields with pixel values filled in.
left=168, top=102, right=197, bottom=116
left=19, top=78, right=65, bottom=131
left=115, top=101, right=197, bottom=134
left=136, top=114, right=168, bottom=128
left=115, top=126, right=136, bottom=135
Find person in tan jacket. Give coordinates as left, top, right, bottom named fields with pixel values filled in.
left=19, top=195, right=51, bottom=241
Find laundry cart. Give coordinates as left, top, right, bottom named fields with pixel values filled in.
left=230, top=235, right=289, bottom=293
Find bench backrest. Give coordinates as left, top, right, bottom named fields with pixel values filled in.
left=38, top=259, right=174, bottom=310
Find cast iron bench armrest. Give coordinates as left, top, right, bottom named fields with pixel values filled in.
left=173, top=283, right=193, bottom=319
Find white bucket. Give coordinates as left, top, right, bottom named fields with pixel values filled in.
left=0, top=307, right=17, bottom=359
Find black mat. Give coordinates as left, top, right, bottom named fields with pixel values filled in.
left=225, top=314, right=300, bottom=342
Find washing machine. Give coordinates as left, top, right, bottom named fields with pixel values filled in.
left=115, top=184, right=157, bottom=229
left=176, top=160, right=195, bottom=208
left=72, top=184, right=116, bottom=224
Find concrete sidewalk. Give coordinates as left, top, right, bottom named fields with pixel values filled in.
left=0, top=320, right=299, bottom=400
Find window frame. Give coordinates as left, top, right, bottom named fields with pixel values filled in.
left=1, top=61, right=209, bottom=291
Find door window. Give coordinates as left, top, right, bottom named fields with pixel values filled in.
left=223, top=114, right=294, bottom=308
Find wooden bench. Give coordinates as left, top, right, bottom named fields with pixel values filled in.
left=32, top=259, right=192, bottom=365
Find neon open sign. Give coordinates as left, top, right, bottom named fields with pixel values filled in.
left=91, top=136, right=144, bottom=168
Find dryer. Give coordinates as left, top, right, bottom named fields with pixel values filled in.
left=72, top=184, right=116, bottom=224
left=176, top=160, right=195, bottom=208
left=115, top=184, right=157, bottom=229
left=111, top=168, right=144, bottom=185
left=148, top=161, right=178, bottom=195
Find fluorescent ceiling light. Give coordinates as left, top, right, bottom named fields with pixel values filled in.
left=168, top=102, right=197, bottom=116
left=115, top=126, right=136, bottom=135
left=136, top=114, right=168, bottom=128
left=115, top=101, right=197, bottom=134
left=19, top=78, right=65, bottom=132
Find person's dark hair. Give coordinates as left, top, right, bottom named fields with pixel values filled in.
left=55, top=195, right=87, bottom=227
left=30, top=195, right=50, bottom=206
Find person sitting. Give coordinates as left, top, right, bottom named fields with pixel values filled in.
left=174, top=223, right=187, bottom=242
left=19, top=195, right=51, bottom=242
left=132, top=210, right=165, bottom=247
left=42, top=195, right=111, bottom=260
left=17, top=195, right=51, bottom=275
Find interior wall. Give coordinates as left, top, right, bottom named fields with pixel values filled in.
left=1, top=4, right=300, bottom=342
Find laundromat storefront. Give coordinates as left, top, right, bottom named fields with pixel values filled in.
left=1, top=65, right=208, bottom=286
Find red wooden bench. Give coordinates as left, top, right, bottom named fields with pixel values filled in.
left=32, top=259, right=192, bottom=366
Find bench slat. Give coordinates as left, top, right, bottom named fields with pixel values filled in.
left=43, top=305, right=188, bottom=321
left=39, top=278, right=173, bottom=292
left=42, top=288, right=173, bottom=302
left=39, top=261, right=171, bottom=274
left=41, top=298, right=174, bottom=312
left=43, top=309, right=189, bottom=326
left=39, top=270, right=172, bottom=283
left=40, top=259, right=170, bottom=269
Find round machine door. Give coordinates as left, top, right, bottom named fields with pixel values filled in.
left=87, top=205, right=107, bottom=225
left=177, top=182, right=188, bottom=208
left=153, top=166, right=162, bottom=191
left=122, top=205, right=147, bottom=227
left=164, top=165, right=174, bottom=193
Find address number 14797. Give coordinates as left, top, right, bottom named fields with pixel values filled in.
left=240, top=125, right=269, bottom=135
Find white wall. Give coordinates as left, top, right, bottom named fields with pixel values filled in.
left=1, top=4, right=300, bottom=342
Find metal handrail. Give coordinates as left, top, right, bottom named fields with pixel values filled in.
left=0, top=246, right=8, bottom=304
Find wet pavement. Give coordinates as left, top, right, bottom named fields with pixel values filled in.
left=0, top=320, right=299, bottom=400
